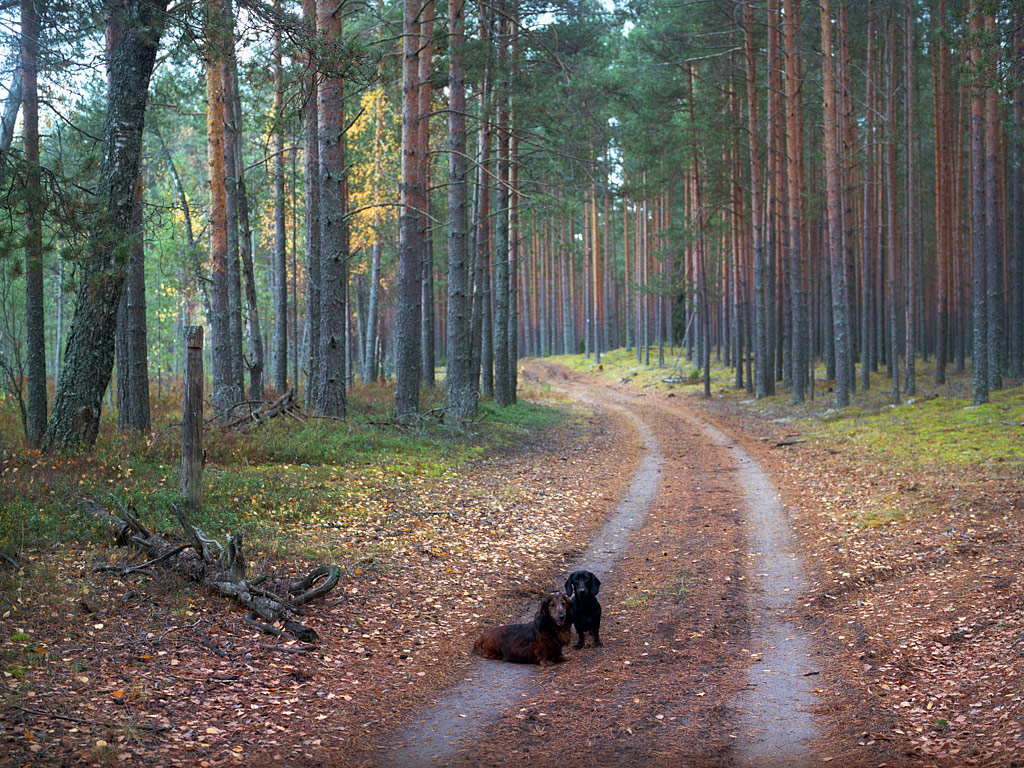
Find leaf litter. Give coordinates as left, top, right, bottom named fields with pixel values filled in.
left=1, top=400, right=640, bottom=768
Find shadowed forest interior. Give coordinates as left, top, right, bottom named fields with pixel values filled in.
left=0, top=0, right=1021, bottom=446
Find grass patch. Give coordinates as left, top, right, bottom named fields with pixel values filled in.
left=852, top=507, right=911, bottom=529
left=0, top=379, right=568, bottom=566
left=551, top=348, right=1024, bottom=473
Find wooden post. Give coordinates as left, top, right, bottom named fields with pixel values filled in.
left=181, top=326, right=203, bottom=511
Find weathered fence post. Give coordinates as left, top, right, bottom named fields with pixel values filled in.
left=181, top=326, right=203, bottom=511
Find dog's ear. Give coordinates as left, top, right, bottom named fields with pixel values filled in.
left=590, top=573, right=601, bottom=595
left=564, top=577, right=574, bottom=596
left=536, top=594, right=551, bottom=621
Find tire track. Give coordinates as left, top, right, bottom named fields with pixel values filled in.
left=380, top=390, right=663, bottom=767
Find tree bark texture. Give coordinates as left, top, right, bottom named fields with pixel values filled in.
left=221, top=27, right=244, bottom=404
left=205, top=0, right=233, bottom=422
left=983, top=10, right=1003, bottom=391
left=116, top=175, right=151, bottom=433
left=445, top=0, right=476, bottom=422
left=969, top=6, right=988, bottom=405
left=316, top=0, right=347, bottom=418
left=396, top=0, right=424, bottom=420
left=181, top=326, right=203, bottom=511
left=43, top=0, right=168, bottom=450
left=820, top=0, right=851, bottom=408
left=303, top=0, right=321, bottom=403
left=22, top=0, right=46, bottom=447
left=419, top=0, right=436, bottom=389
left=273, top=10, right=288, bottom=393
left=784, top=0, right=806, bottom=404
left=743, top=1, right=768, bottom=399
left=493, top=13, right=512, bottom=406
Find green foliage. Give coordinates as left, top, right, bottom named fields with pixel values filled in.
left=0, top=382, right=565, bottom=560
left=825, top=389, right=1024, bottom=468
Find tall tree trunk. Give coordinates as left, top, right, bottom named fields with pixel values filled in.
left=904, top=2, right=917, bottom=396
left=560, top=206, right=572, bottom=355
left=508, top=37, right=519, bottom=405
left=364, top=239, right=382, bottom=382
left=838, top=2, right=857, bottom=396
left=784, top=0, right=806, bottom=403
left=116, top=175, right=150, bottom=433
left=885, top=17, right=901, bottom=405
left=44, top=0, right=168, bottom=449
left=233, top=63, right=263, bottom=403
left=316, top=0, right=347, bottom=417
left=1012, top=10, right=1024, bottom=379
left=493, top=12, right=512, bottom=406
left=205, top=0, right=232, bottom=421
left=623, top=195, right=632, bottom=352
left=933, top=0, right=949, bottom=384
left=220, top=12, right=244, bottom=404
left=861, top=1, right=877, bottom=390
left=396, top=0, right=424, bottom=419
left=984, top=10, right=1003, bottom=392
left=969, top=5, right=988, bottom=404
left=472, top=17, right=493, bottom=388
left=445, top=0, right=475, bottom=421
left=22, top=0, right=45, bottom=447
left=743, top=1, right=768, bottom=398
left=273, top=8, right=288, bottom=393
left=820, top=0, right=851, bottom=407
left=767, top=0, right=782, bottom=392
left=419, top=0, right=436, bottom=388
left=363, top=13, right=385, bottom=385
left=303, top=0, right=321, bottom=403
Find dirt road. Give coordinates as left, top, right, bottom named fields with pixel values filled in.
left=380, top=361, right=823, bottom=767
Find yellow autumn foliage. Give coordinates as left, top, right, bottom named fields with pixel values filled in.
left=349, top=87, right=400, bottom=257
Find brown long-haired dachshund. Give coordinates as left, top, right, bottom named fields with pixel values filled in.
left=473, top=593, right=574, bottom=666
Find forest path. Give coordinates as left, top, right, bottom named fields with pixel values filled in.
left=379, top=362, right=823, bottom=767
left=381, top=375, right=665, bottom=767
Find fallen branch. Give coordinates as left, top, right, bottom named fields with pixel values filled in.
left=84, top=498, right=340, bottom=643
left=258, top=643, right=318, bottom=654
left=12, top=705, right=172, bottom=733
left=92, top=544, right=191, bottom=576
left=223, top=391, right=297, bottom=430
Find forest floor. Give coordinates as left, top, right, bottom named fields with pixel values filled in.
left=2, top=358, right=1023, bottom=767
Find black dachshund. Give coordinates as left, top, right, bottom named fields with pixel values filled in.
left=564, top=570, right=602, bottom=648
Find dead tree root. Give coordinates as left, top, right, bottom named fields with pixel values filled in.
left=83, top=498, right=339, bottom=643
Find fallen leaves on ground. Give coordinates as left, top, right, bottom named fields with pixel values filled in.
left=0, top=406, right=639, bottom=768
